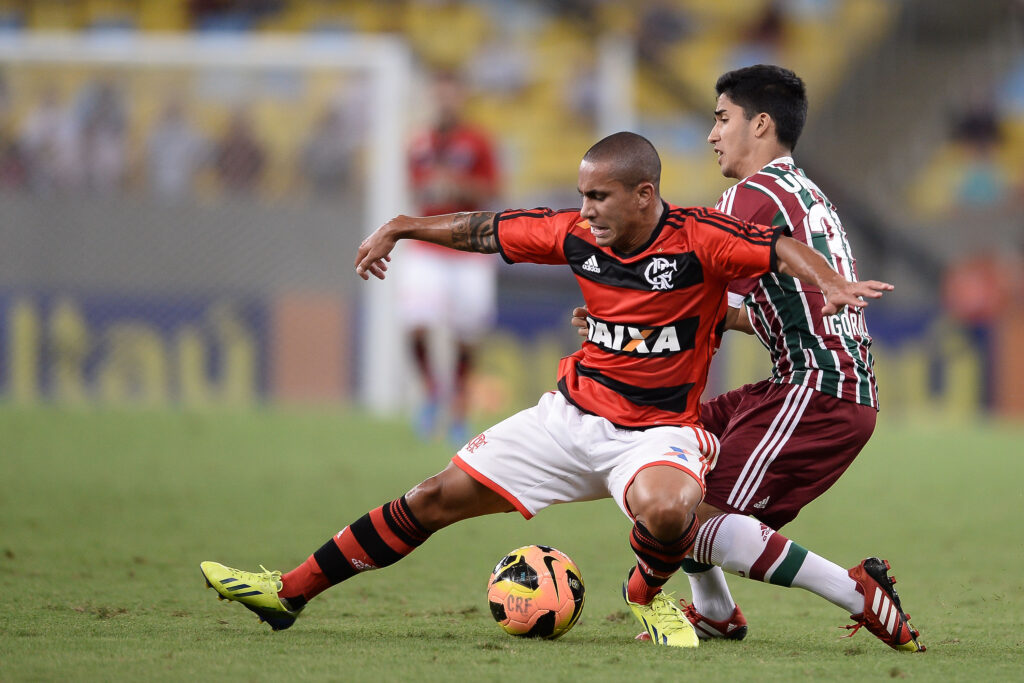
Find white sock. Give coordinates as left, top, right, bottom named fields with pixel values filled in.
left=682, top=560, right=736, bottom=622
left=693, top=514, right=863, bottom=615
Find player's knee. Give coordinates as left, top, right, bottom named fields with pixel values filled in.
left=628, top=470, right=702, bottom=539
left=632, top=485, right=700, bottom=540
left=639, top=499, right=698, bottom=540
left=405, top=474, right=458, bottom=531
left=405, top=465, right=504, bottom=531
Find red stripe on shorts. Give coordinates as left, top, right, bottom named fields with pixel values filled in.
left=452, top=455, right=533, bottom=519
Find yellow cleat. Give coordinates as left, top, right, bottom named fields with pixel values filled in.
left=200, top=561, right=303, bottom=631
left=623, top=580, right=699, bottom=648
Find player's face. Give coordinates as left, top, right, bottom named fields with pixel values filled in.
left=434, top=77, right=464, bottom=129
left=578, top=159, right=646, bottom=253
left=708, top=93, right=757, bottom=180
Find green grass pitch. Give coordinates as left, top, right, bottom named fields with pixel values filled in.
left=1, top=405, right=1022, bottom=681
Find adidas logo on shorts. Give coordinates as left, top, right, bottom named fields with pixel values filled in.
left=582, top=255, right=600, bottom=273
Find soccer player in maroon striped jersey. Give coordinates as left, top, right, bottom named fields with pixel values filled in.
left=200, top=132, right=890, bottom=647
left=593, top=65, right=922, bottom=651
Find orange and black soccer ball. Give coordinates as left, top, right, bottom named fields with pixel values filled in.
left=486, top=544, right=585, bottom=640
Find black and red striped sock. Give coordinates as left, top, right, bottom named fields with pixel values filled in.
left=626, top=515, right=699, bottom=605
left=280, top=496, right=431, bottom=604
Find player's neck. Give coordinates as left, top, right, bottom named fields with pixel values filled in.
left=619, top=201, right=665, bottom=254
left=739, top=144, right=793, bottom=178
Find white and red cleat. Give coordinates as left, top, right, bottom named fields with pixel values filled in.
left=844, top=557, right=925, bottom=652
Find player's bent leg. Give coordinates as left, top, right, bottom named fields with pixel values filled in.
left=690, top=513, right=926, bottom=650
left=682, top=502, right=744, bottom=635
left=630, top=502, right=745, bottom=643
left=405, top=461, right=516, bottom=531
left=693, top=513, right=864, bottom=612
left=622, top=465, right=702, bottom=647
left=201, top=465, right=511, bottom=631
left=626, top=464, right=703, bottom=540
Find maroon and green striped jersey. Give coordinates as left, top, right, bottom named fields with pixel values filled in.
left=716, top=157, right=878, bottom=408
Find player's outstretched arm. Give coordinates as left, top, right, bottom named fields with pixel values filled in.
left=355, top=211, right=498, bottom=280
left=775, top=236, right=893, bottom=315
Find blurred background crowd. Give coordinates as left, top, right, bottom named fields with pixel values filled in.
left=0, top=0, right=1021, bottom=422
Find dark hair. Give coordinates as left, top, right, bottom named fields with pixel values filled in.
left=582, top=131, right=661, bottom=189
left=715, top=65, right=807, bottom=150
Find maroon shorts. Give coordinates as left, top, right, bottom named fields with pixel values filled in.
left=700, top=379, right=876, bottom=530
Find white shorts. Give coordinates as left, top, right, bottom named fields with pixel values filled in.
left=453, top=391, right=720, bottom=520
left=396, top=245, right=497, bottom=341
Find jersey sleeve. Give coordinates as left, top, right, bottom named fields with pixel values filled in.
left=494, top=209, right=576, bottom=265
left=691, top=206, right=783, bottom=282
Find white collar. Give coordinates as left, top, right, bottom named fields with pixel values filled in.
left=763, top=155, right=795, bottom=169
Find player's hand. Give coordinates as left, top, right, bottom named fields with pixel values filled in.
left=355, top=221, right=399, bottom=280
left=570, top=306, right=589, bottom=339
left=820, top=279, right=893, bottom=316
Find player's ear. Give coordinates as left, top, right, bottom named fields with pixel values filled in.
left=636, top=181, right=655, bottom=208
left=754, top=112, right=773, bottom=139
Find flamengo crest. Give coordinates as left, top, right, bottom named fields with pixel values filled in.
left=644, top=257, right=677, bottom=290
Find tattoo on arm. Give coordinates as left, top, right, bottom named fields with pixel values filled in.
left=450, top=212, right=497, bottom=253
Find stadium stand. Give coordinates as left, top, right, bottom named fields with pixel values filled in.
left=0, top=0, right=894, bottom=208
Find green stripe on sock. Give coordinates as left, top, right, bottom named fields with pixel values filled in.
left=681, top=558, right=714, bottom=573
left=768, top=542, right=809, bottom=587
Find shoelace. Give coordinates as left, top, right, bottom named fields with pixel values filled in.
left=226, top=564, right=282, bottom=587
left=257, top=565, right=284, bottom=586
left=840, top=621, right=864, bottom=639
left=649, top=593, right=689, bottom=634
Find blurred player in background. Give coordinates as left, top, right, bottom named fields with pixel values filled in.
left=574, top=65, right=924, bottom=652
left=200, top=132, right=892, bottom=648
left=402, top=69, right=501, bottom=445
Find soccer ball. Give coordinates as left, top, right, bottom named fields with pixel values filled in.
left=486, top=544, right=585, bottom=640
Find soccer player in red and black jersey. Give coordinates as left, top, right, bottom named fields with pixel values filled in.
left=200, top=132, right=890, bottom=646
left=401, top=70, right=501, bottom=445
left=576, top=66, right=923, bottom=651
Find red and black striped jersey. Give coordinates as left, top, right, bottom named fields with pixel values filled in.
left=495, top=202, right=784, bottom=429
left=716, top=157, right=878, bottom=408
